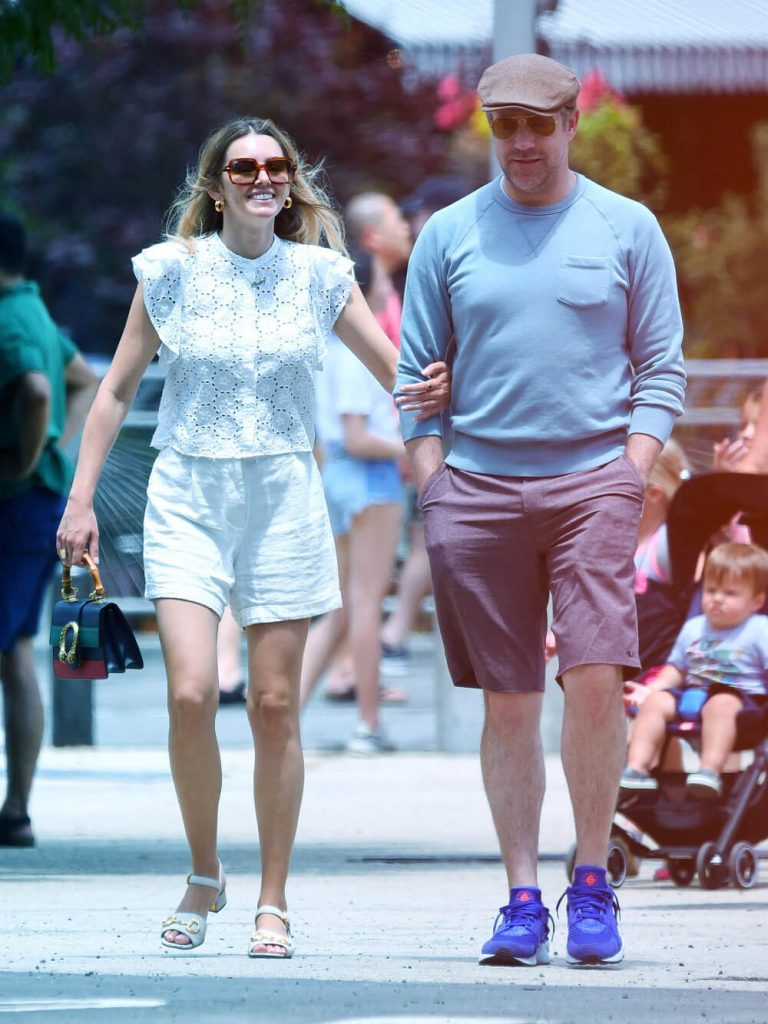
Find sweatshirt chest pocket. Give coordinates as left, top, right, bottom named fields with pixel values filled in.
left=557, top=256, right=611, bottom=308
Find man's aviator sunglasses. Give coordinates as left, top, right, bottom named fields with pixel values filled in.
left=220, top=157, right=297, bottom=185
left=488, top=113, right=559, bottom=140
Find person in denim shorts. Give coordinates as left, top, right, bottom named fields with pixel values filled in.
left=0, top=213, right=97, bottom=847
left=397, top=54, right=686, bottom=966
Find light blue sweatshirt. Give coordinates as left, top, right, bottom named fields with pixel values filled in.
left=397, top=174, right=686, bottom=476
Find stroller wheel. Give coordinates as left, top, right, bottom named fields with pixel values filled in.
left=565, top=839, right=634, bottom=886
left=606, top=840, right=629, bottom=888
left=667, top=857, right=696, bottom=887
left=696, top=841, right=729, bottom=889
left=729, top=842, right=759, bottom=889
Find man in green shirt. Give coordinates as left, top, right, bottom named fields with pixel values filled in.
left=0, top=212, right=97, bottom=846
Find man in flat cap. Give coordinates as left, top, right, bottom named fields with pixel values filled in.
left=397, top=53, right=685, bottom=966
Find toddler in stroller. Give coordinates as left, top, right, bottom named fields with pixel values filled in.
left=613, top=540, right=768, bottom=889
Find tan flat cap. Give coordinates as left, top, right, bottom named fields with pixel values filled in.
left=478, top=53, right=580, bottom=112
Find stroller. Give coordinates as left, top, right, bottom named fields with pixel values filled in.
left=584, top=474, right=768, bottom=890
left=609, top=712, right=768, bottom=890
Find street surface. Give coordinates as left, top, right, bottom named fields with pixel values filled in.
left=0, top=631, right=765, bottom=1022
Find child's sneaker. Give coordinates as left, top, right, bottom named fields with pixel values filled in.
left=619, top=767, right=658, bottom=792
left=558, top=865, right=624, bottom=965
left=479, top=886, right=553, bottom=966
left=685, top=769, right=722, bottom=801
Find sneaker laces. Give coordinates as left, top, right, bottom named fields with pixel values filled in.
left=556, top=884, right=621, bottom=923
left=494, top=902, right=555, bottom=939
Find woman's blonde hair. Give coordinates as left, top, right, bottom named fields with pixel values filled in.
left=165, top=116, right=346, bottom=251
left=648, top=438, right=689, bottom=501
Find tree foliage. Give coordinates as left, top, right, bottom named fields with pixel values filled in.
left=664, top=124, right=768, bottom=358
left=0, top=0, right=151, bottom=78
left=0, top=0, right=447, bottom=352
left=0, top=0, right=335, bottom=78
left=568, top=71, right=668, bottom=208
left=556, top=71, right=768, bottom=357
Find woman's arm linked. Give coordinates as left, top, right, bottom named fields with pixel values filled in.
left=57, top=284, right=160, bottom=565
left=334, top=283, right=450, bottom=417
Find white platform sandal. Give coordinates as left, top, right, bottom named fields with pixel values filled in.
left=247, top=905, right=294, bottom=959
left=161, top=863, right=227, bottom=950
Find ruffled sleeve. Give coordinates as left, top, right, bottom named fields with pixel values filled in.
left=309, top=248, right=354, bottom=366
left=131, top=239, right=191, bottom=363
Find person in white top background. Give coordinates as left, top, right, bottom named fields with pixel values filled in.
left=303, top=246, right=409, bottom=754
left=56, top=116, right=448, bottom=959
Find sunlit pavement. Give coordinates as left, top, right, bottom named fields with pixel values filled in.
left=0, top=635, right=765, bottom=1022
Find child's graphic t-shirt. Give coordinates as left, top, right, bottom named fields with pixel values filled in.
left=668, top=613, right=768, bottom=696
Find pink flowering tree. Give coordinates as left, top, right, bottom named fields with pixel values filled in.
left=569, top=70, right=668, bottom=207
left=432, top=74, right=490, bottom=183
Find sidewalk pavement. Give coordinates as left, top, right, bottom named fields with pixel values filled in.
left=0, top=632, right=766, bottom=1022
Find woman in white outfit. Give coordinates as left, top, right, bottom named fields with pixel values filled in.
left=56, top=116, right=448, bottom=958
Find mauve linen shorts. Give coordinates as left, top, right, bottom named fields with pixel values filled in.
left=421, top=455, right=645, bottom=693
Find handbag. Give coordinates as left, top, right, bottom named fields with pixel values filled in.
left=50, top=553, right=144, bottom=680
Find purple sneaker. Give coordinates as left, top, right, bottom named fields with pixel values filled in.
left=558, top=865, right=624, bottom=965
left=479, top=886, right=552, bottom=966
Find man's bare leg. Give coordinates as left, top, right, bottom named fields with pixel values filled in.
left=561, top=663, right=625, bottom=867
left=481, top=690, right=545, bottom=886
left=560, top=663, right=626, bottom=965
left=479, top=690, right=552, bottom=966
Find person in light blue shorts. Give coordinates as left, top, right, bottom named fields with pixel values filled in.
left=307, top=307, right=407, bottom=754
left=322, top=444, right=403, bottom=538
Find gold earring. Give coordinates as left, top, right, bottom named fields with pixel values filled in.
left=283, top=196, right=293, bottom=209
left=214, top=199, right=224, bottom=213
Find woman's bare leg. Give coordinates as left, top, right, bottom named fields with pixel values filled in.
left=381, top=521, right=431, bottom=648
left=217, top=605, right=244, bottom=693
left=156, top=599, right=222, bottom=945
left=246, top=617, right=309, bottom=953
left=347, top=503, right=402, bottom=730
left=299, top=535, right=348, bottom=707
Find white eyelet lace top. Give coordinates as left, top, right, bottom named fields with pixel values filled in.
left=132, top=232, right=354, bottom=457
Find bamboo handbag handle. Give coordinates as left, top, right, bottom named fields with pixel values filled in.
left=60, top=551, right=106, bottom=603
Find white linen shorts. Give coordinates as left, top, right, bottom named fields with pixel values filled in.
left=143, top=447, right=341, bottom=627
